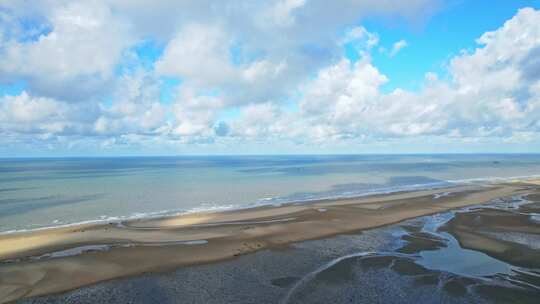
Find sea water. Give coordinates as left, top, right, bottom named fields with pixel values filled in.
left=1, top=154, right=540, bottom=233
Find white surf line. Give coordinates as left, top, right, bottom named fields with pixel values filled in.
left=3, top=175, right=537, bottom=236
left=447, top=174, right=540, bottom=185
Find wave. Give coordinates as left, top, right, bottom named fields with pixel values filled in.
left=1, top=174, right=539, bottom=236
left=252, top=180, right=455, bottom=207
left=0, top=204, right=240, bottom=235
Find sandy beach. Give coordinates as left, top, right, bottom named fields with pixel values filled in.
left=1, top=180, right=539, bottom=303
left=3, top=1, right=540, bottom=302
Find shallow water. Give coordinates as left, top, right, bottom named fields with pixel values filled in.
left=282, top=196, right=540, bottom=303
left=413, top=212, right=513, bottom=277
left=19, top=195, right=540, bottom=304
left=2, top=154, right=540, bottom=233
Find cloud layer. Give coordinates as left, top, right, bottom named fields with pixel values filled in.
left=0, top=1, right=539, bottom=154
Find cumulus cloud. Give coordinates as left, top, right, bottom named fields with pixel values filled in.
left=229, top=7, right=540, bottom=145
left=149, top=1, right=430, bottom=109
left=0, top=92, right=97, bottom=135
left=266, top=0, right=307, bottom=27
left=155, top=24, right=234, bottom=87
left=345, top=8, right=539, bottom=138
left=0, top=1, right=134, bottom=101
left=389, top=39, right=408, bottom=57
left=93, top=70, right=169, bottom=136
left=172, top=88, right=225, bottom=137
left=230, top=103, right=289, bottom=138
left=1, top=1, right=539, bottom=153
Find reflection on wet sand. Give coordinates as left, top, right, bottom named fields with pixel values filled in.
left=284, top=194, right=540, bottom=303
left=2, top=181, right=540, bottom=303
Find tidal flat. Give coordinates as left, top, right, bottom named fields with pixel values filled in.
left=3, top=180, right=539, bottom=303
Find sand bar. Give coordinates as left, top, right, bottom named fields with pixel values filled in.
left=1, top=180, right=539, bottom=303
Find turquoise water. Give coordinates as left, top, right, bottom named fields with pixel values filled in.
left=1, top=154, right=540, bottom=233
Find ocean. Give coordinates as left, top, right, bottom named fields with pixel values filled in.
left=1, top=154, right=540, bottom=233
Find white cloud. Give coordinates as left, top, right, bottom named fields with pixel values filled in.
left=93, top=71, right=169, bottom=135
left=0, top=1, right=134, bottom=101
left=389, top=39, right=408, bottom=57
left=230, top=103, right=287, bottom=138
left=171, top=86, right=225, bottom=137
left=242, top=60, right=287, bottom=83
left=156, top=24, right=234, bottom=87
left=0, top=92, right=96, bottom=135
left=146, top=0, right=435, bottom=107
left=300, top=58, right=387, bottom=118
left=2, top=92, right=61, bottom=123
left=4, top=1, right=540, bottom=153
left=267, top=0, right=307, bottom=27
left=341, top=26, right=380, bottom=50
left=295, top=7, right=540, bottom=142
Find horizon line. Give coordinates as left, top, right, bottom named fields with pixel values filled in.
left=2, top=152, right=540, bottom=159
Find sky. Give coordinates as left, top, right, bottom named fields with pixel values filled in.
left=1, top=0, right=540, bottom=156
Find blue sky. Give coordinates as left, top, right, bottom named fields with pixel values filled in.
left=364, top=0, right=540, bottom=92
left=1, top=1, right=540, bottom=156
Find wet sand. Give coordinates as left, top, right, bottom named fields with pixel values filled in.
left=17, top=187, right=540, bottom=304
left=442, top=196, right=540, bottom=269
left=1, top=181, right=539, bottom=303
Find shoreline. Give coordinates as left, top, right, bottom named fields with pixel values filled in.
left=3, top=174, right=540, bottom=236
left=0, top=182, right=460, bottom=236
left=1, top=180, right=539, bottom=303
